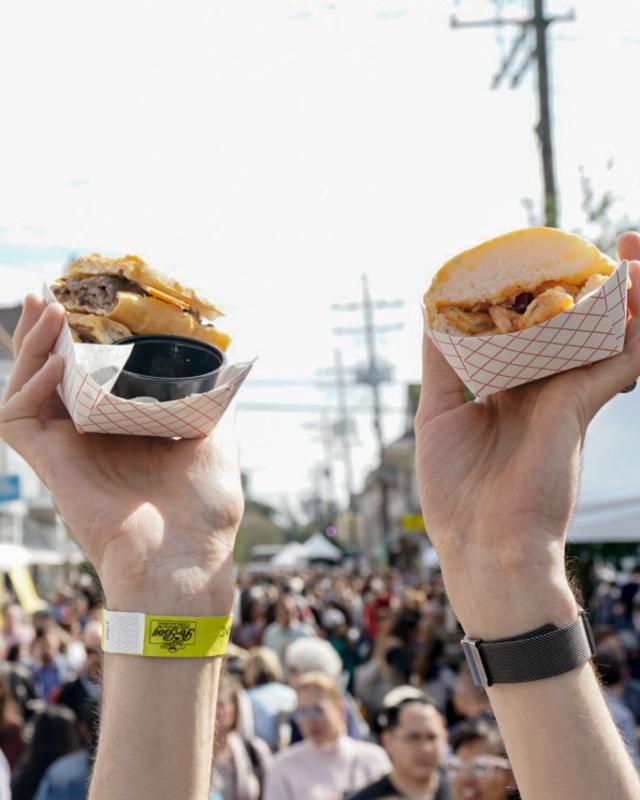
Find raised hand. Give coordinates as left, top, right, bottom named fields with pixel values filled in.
left=0, top=297, right=243, bottom=614
left=415, top=233, right=640, bottom=638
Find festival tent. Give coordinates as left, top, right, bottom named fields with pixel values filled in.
left=302, top=532, right=342, bottom=562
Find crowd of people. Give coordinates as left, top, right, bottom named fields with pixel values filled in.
left=0, top=554, right=636, bottom=799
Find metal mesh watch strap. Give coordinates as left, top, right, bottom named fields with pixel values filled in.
left=461, top=611, right=596, bottom=688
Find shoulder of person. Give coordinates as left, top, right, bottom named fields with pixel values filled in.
left=346, top=774, right=395, bottom=800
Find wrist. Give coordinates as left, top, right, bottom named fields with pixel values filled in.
left=103, top=557, right=236, bottom=617
left=443, top=565, right=579, bottom=640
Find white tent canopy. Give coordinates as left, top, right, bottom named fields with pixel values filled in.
left=302, top=532, right=342, bottom=562
left=271, top=542, right=307, bottom=567
left=270, top=533, right=342, bottom=566
left=568, top=388, right=640, bottom=543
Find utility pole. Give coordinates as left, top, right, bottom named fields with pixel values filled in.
left=333, top=276, right=403, bottom=564
left=334, top=348, right=356, bottom=514
left=451, top=0, right=575, bottom=227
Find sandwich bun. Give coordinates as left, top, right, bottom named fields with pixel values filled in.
left=425, top=227, right=617, bottom=336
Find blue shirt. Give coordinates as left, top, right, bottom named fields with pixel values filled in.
left=34, top=749, right=91, bottom=800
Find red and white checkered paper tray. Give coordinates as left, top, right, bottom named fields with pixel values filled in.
left=424, top=260, right=629, bottom=399
left=44, top=286, right=254, bottom=438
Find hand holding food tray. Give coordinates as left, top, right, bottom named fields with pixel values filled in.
left=45, top=253, right=253, bottom=438
left=423, top=227, right=629, bottom=398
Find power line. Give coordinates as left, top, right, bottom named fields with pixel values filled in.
left=451, top=0, right=575, bottom=227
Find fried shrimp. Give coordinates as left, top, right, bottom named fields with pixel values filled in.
left=517, top=287, right=575, bottom=331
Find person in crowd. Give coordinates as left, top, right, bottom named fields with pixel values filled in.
left=348, top=695, right=450, bottom=800
left=234, top=597, right=266, bottom=651
left=2, top=604, right=34, bottom=653
left=262, top=596, right=315, bottom=664
left=595, top=650, right=640, bottom=766
left=29, top=630, right=69, bottom=702
left=33, top=697, right=99, bottom=800
left=57, top=621, right=102, bottom=719
left=449, top=666, right=494, bottom=737
left=210, top=676, right=272, bottom=800
left=621, top=565, right=640, bottom=622
left=11, top=706, right=81, bottom=800
left=264, top=672, right=390, bottom=800
left=2, top=646, right=37, bottom=721
left=412, top=625, right=456, bottom=716
left=0, top=671, right=25, bottom=769
left=244, top=647, right=297, bottom=751
left=447, top=720, right=517, bottom=800
left=354, top=607, right=412, bottom=722
left=322, top=607, right=361, bottom=692
left=285, top=636, right=369, bottom=742
left=594, top=625, right=640, bottom=723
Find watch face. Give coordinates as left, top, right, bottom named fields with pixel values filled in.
left=461, top=637, right=490, bottom=688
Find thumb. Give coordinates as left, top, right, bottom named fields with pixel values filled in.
left=416, top=335, right=467, bottom=428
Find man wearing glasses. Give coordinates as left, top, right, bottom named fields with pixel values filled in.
left=348, top=696, right=450, bottom=800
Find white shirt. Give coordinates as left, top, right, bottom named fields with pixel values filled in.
left=263, top=735, right=391, bottom=800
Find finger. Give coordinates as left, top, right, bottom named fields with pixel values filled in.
left=415, top=336, right=467, bottom=427
left=0, top=355, right=64, bottom=429
left=12, top=294, right=46, bottom=358
left=627, top=260, right=640, bottom=318
left=3, top=303, right=65, bottom=402
left=568, top=262, right=640, bottom=417
left=617, top=231, right=640, bottom=262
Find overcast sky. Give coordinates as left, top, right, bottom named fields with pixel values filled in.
left=2, top=0, right=640, bottom=515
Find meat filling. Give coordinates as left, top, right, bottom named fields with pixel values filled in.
left=53, top=276, right=146, bottom=315
left=438, top=273, right=610, bottom=336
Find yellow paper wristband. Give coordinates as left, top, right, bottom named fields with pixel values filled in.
left=102, top=610, right=232, bottom=658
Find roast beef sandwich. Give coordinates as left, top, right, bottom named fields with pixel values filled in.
left=52, top=253, right=230, bottom=350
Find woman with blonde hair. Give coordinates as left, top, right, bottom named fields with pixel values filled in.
left=264, top=673, right=389, bottom=800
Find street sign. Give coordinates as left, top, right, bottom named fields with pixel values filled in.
left=0, top=475, right=20, bottom=503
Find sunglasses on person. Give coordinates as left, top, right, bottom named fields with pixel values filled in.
left=446, top=755, right=511, bottom=779
left=294, top=705, right=326, bottom=723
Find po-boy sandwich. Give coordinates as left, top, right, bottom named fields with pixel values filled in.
left=424, top=227, right=618, bottom=336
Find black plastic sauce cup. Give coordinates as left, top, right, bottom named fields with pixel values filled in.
left=111, top=335, right=226, bottom=402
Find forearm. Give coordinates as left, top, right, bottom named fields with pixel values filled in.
left=445, top=566, right=640, bottom=799
left=488, top=663, right=639, bottom=799
left=90, top=567, right=236, bottom=800
left=91, top=654, right=221, bottom=800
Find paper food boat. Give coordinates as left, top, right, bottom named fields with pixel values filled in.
left=424, top=261, right=628, bottom=399
left=44, top=286, right=254, bottom=438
